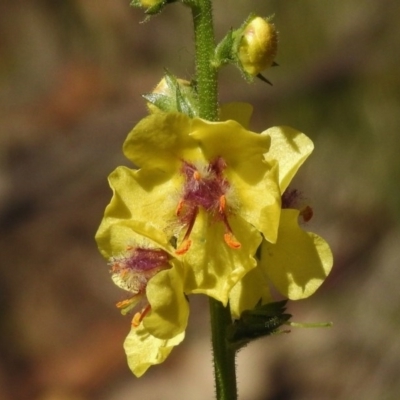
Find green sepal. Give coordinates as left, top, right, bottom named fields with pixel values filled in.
left=143, top=71, right=199, bottom=117
left=227, top=300, right=291, bottom=350
left=143, top=92, right=173, bottom=111
left=213, top=29, right=235, bottom=69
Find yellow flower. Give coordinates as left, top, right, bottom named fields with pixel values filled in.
left=117, top=111, right=281, bottom=304
left=96, top=218, right=189, bottom=375
left=221, top=104, right=333, bottom=318
left=230, top=207, right=333, bottom=319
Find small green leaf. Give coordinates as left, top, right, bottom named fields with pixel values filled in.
left=227, top=300, right=291, bottom=349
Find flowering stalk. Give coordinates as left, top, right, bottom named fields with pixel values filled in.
left=191, top=1, right=238, bottom=398
left=96, top=0, right=334, bottom=395
left=210, top=296, right=238, bottom=400
left=191, top=0, right=218, bottom=121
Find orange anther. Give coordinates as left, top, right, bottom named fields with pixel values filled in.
left=176, top=199, right=184, bottom=216
left=132, top=312, right=142, bottom=327
left=193, top=171, right=201, bottom=181
left=219, top=195, right=226, bottom=213
left=224, top=232, right=241, bottom=249
left=300, top=205, right=313, bottom=222
left=111, top=262, right=120, bottom=273
left=175, top=239, right=192, bottom=255
left=131, top=304, right=151, bottom=327
left=116, top=298, right=133, bottom=309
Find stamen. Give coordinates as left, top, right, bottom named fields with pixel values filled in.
left=131, top=304, right=151, bottom=327
left=219, top=195, right=226, bottom=213
left=224, top=232, right=241, bottom=249
left=178, top=158, right=241, bottom=251
left=176, top=199, right=184, bottom=216
left=175, top=238, right=192, bottom=255
left=175, top=206, right=198, bottom=255
left=111, top=262, right=120, bottom=273
left=300, top=205, right=313, bottom=222
left=116, top=298, right=134, bottom=309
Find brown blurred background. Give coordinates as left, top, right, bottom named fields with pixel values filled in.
left=1, top=0, right=400, bottom=399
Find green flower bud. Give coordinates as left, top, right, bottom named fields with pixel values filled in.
left=237, top=16, right=278, bottom=77
left=144, top=73, right=199, bottom=117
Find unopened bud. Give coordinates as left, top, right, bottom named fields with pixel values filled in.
left=144, top=74, right=198, bottom=117
left=238, top=17, right=278, bottom=77
left=130, top=0, right=166, bottom=15
left=139, top=0, right=161, bottom=6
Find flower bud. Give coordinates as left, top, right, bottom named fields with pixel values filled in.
left=144, top=74, right=198, bottom=117
left=238, top=17, right=278, bottom=77
left=139, top=0, right=161, bottom=7
left=130, top=0, right=166, bottom=15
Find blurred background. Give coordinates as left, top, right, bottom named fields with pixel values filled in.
left=1, top=0, right=400, bottom=399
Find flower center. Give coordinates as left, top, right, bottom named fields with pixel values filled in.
left=175, top=156, right=240, bottom=254
left=110, top=246, right=171, bottom=326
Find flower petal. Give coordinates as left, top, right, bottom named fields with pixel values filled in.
left=264, top=126, right=314, bottom=192
left=124, top=324, right=185, bottom=377
left=227, top=159, right=281, bottom=243
left=190, top=118, right=270, bottom=169
left=96, top=219, right=172, bottom=263
left=144, top=263, right=189, bottom=339
left=123, top=112, right=201, bottom=172
left=95, top=166, right=180, bottom=257
left=182, top=211, right=262, bottom=305
left=260, top=209, right=333, bottom=299
left=229, top=267, right=273, bottom=319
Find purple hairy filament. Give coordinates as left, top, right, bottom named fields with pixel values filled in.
left=112, top=247, right=171, bottom=327
left=175, top=157, right=241, bottom=254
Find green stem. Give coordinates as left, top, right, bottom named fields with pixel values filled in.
left=190, top=1, right=237, bottom=399
left=209, top=298, right=238, bottom=400
left=191, top=0, right=218, bottom=121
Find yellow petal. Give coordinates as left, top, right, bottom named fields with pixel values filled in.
left=144, top=263, right=189, bottom=339
left=229, top=267, right=273, bottom=319
left=124, top=324, right=185, bottom=377
left=182, top=210, right=262, bottom=305
left=260, top=209, right=333, bottom=299
left=190, top=118, right=270, bottom=168
left=264, top=126, right=314, bottom=192
left=95, top=166, right=180, bottom=259
left=123, top=112, right=201, bottom=172
left=227, top=159, right=281, bottom=243
left=96, top=219, right=172, bottom=262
